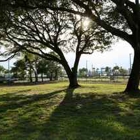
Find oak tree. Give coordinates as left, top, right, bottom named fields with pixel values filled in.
left=2, top=7, right=111, bottom=88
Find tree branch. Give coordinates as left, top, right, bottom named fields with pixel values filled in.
left=0, top=53, right=17, bottom=62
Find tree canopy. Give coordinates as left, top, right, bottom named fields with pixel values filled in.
left=34, top=0, right=140, bottom=93
left=1, top=0, right=140, bottom=92
left=0, top=4, right=112, bottom=88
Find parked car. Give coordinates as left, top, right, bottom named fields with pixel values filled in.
left=0, top=76, right=17, bottom=83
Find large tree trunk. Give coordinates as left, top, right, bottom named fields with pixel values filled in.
left=56, top=46, right=80, bottom=88
left=62, top=61, right=80, bottom=88
left=68, top=71, right=80, bottom=88
left=125, top=50, right=140, bottom=93
left=66, top=54, right=81, bottom=88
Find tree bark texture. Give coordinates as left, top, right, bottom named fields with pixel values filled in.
left=68, top=71, right=80, bottom=88
left=125, top=50, right=140, bottom=93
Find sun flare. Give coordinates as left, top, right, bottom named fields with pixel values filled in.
left=82, top=18, right=91, bottom=30
left=76, top=15, right=91, bottom=29
left=83, top=19, right=90, bottom=28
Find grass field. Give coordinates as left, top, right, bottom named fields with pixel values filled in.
left=0, top=82, right=140, bottom=140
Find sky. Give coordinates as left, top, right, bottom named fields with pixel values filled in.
left=0, top=40, right=134, bottom=72
left=0, top=0, right=135, bottom=71
left=65, top=39, right=134, bottom=71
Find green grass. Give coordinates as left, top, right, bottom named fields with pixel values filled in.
left=0, top=82, right=140, bottom=140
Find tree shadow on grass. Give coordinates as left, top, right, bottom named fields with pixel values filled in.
left=41, top=89, right=140, bottom=140
left=0, top=89, right=65, bottom=113
left=0, top=88, right=67, bottom=139
left=0, top=88, right=140, bottom=140
left=0, top=81, right=59, bottom=87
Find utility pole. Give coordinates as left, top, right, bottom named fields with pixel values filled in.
left=8, top=59, right=10, bottom=78
left=86, top=60, right=88, bottom=76
left=7, top=59, right=10, bottom=84
left=129, top=53, right=132, bottom=74
left=86, top=60, right=88, bottom=81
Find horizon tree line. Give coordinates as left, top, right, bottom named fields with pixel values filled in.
left=0, top=55, right=63, bottom=82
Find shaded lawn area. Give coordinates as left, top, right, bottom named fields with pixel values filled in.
left=0, top=82, right=140, bottom=140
